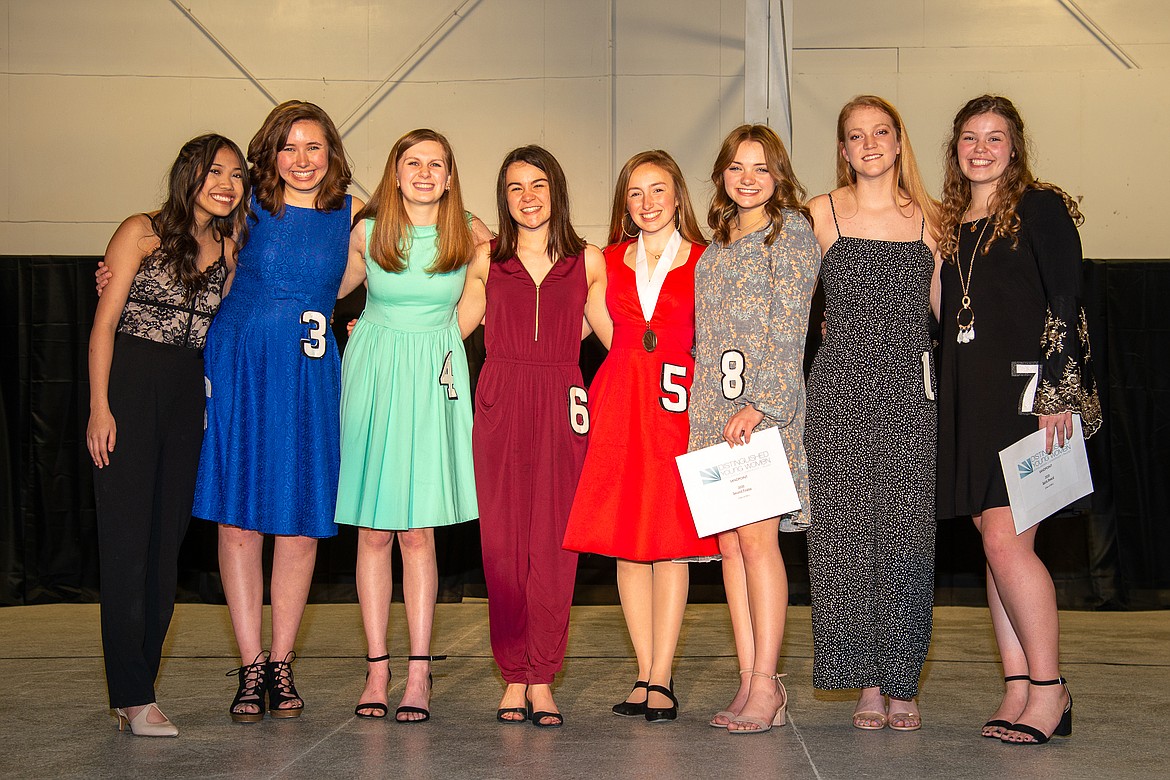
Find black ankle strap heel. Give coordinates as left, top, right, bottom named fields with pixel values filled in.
left=1003, top=677, right=1072, bottom=745
left=396, top=655, right=445, bottom=723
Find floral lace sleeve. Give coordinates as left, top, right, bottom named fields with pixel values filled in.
left=1028, top=188, right=1102, bottom=436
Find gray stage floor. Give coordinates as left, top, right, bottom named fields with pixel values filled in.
left=1, top=602, right=1166, bottom=779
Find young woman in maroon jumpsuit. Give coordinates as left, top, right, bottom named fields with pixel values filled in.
left=460, top=146, right=610, bottom=727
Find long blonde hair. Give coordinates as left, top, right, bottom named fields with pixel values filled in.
left=835, top=95, right=939, bottom=240
left=353, top=129, right=474, bottom=274
left=707, top=124, right=809, bottom=246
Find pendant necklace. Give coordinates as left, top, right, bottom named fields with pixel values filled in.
left=955, top=217, right=990, bottom=344
left=635, top=229, right=682, bottom=352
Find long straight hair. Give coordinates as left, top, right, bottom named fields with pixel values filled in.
left=938, top=94, right=1083, bottom=260
left=607, top=150, right=705, bottom=246
left=248, top=100, right=351, bottom=216
left=353, top=129, right=474, bottom=274
left=490, top=145, right=585, bottom=264
left=835, top=95, right=939, bottom=240
left=707, top=124, right=809, bottom=246
left=149, top=134, right=251, bottom=299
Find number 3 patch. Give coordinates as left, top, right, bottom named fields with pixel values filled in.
left=301, top=310, right=327, bottom=359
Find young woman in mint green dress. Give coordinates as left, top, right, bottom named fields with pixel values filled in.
left=334, top=128, right=491, bottom=722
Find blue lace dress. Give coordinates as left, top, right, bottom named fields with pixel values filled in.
left=193, top=196, right=351, bottom=537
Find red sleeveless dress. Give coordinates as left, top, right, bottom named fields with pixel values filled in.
left=563, top=241, right=718, bottom=560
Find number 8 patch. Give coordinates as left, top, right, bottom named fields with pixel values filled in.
left=720, top=350, right=745, bottom=400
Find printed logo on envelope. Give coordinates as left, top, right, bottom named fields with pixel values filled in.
left=700, top=466, right=723, bottom=484
left=1016, top=441, right=1072, bottom=479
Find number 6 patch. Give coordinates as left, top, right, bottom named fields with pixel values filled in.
left=568, top=386, right=590, bottom=435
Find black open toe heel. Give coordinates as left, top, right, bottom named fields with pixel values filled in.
left=267, top=651, right=304, bottom=719
left=1002, top=677, right=1072, bottom=745
left=527, top=697, right=564, bottom=728
left=982, top=674, right=1029, bottom=737
left=226, top=651, right=268, bottom=723
left=396, top=655, right=446, bottom=723
left=644, top=682, right=678, bottom=723
left=355, top=654, right=390, bottom=719
left=612, top=680, right=649, bottom=717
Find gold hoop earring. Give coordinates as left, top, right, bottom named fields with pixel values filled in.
left=623, top=215, right=638, bottom=238
left=674, top=211, right=681, bottom=230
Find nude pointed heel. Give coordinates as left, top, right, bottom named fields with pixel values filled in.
left=115, top=703, right=179, bottom=737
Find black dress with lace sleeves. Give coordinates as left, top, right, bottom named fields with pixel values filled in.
left=1027, top=188, right=1102, bottom=435
left=936, top=187, right=1100, bottom=518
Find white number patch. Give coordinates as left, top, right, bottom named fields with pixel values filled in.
left=300, top=310, right=328, bottom=359
left=720, top=350, right=745, bottom=400
left=660, top=363, right=688, bottom=413
left=922, top=351, right=935, bottom=401
left=439, top=351, right=458, bottom=400
left=569, top=386, right=590, bottom=435
left=1013, top=362, right=1040, bottom=414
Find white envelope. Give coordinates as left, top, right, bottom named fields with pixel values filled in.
left=674, top=426, right=801, bottom=537
left=998, top=415, right=1094, bottom=535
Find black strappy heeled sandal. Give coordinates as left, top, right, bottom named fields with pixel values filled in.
left=226, top=651, right=268, bottom=723
left=266, top=651, right=304, bottom=719
left=612, top=680, right=649, bottom=717
left=982, top=674, right=1029, bottom=737
left=396, top=654, right=446, bottom=723
left=1002, top=677, right=1072, bottom=745
left=355, top=654, right=390, bottom=719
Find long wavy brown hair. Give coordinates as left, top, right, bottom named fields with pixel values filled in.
left=939, top=94, right=1083, bottom=260
left=708, top=124, right=809, bottom=246
left=353, top=129, right=474, bottom=274
left=607, top=150, right=706, bottom=246
left=490, top=145, right=585, bottom=264
left=148, top=134, right=251, bottom=300
left=835, top=95, right=939, bottom=240
left=248, top=100, right=351, bottom=216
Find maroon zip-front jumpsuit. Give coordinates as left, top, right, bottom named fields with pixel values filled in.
left=474, top=248, right=589, bottom=685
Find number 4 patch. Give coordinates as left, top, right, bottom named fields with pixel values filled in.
left=439, top=351, right=458, bottom=400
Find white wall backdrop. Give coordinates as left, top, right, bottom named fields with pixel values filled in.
left=1, top=0, right=1166, bottom=257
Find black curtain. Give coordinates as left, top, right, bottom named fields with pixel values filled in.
left=2, top=257, right=1168, bottom=608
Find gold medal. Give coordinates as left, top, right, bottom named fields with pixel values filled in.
left=642, top=327, right=657, bottom=352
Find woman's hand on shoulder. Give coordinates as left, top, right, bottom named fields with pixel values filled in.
left=470, top=215, right=495, bottom=245
left=94, top=214, right=155, bottom=296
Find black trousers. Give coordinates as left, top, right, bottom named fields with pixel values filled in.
left=94, top=334, right=205, bottom=709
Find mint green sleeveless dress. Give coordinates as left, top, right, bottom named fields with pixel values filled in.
left=334, top=220, right=478, bottom=530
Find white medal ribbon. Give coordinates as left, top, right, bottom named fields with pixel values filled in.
left=635, top=229, right=682, bottom=325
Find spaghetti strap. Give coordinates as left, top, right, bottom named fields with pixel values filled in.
left=919, top=215, right=925, bottom=241
left=827, top=193, right=842, bottom=239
